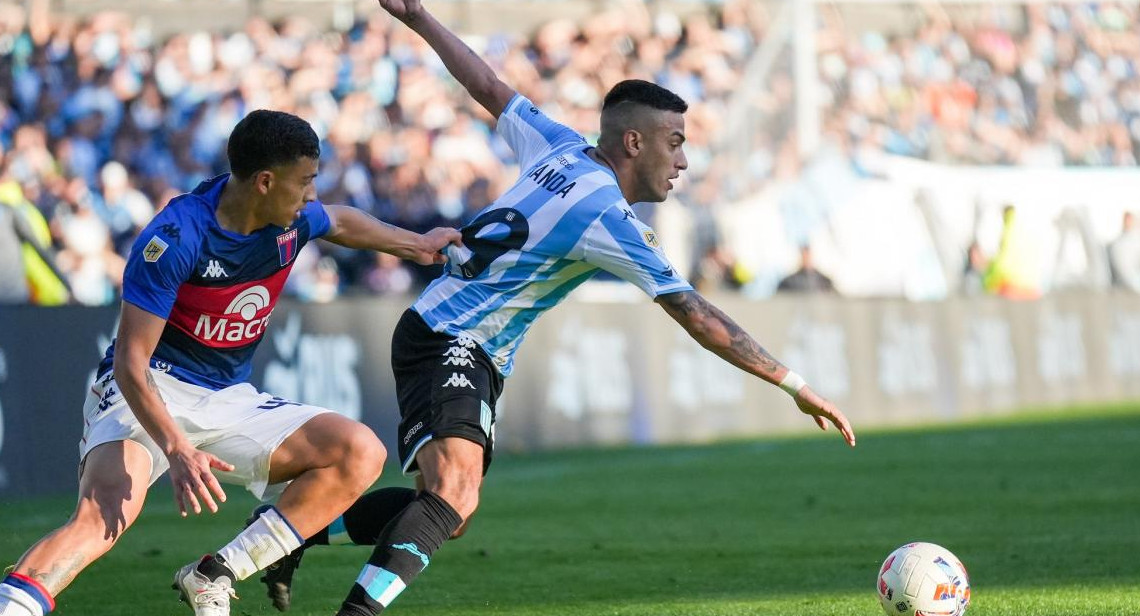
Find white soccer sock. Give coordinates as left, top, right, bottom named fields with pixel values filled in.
left=215, top=506, right=303, bottom=580
left=0, top=574, right=52, bottom=616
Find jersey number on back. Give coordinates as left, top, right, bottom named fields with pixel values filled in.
left=457, top=208, right=530, bottom=278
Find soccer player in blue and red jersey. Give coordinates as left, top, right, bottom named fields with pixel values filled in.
left=0, top=110, right=460, bottom=616
left=250, top=2, right=858, bottom=615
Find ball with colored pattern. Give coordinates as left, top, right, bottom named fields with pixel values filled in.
left=877, top=542, right=970, bottom=616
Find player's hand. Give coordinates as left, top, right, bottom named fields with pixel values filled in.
left=412, top=227, right=463, bottom=266
left=166, top=444, right=234, bottom=516
left=794, top=386, right=856, bottom=447
left=377, top=0, right=423, bottom=22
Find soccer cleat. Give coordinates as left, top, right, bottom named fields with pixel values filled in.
left=172, top=557, right=238, bottom=616
left=248, top=504, right=305, bottom=612
left=260, top=548, right=304, bottom=612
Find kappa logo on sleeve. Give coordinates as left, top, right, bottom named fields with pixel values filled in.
left=143, top=236, right=169, bottom=262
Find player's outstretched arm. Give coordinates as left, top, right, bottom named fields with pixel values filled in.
left=323, top=203, right=461, bottom=265
left=655, top=290, right=856, bottom=447
left=113, top=303, right=235, bottom=515
left=377, top=0, right=516, bottom=118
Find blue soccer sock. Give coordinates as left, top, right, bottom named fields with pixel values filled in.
left=0, top=573, right=55, bottom=616
left=336, top=491, right=462, bottom=615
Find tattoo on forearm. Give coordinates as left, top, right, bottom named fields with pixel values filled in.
left=663, top=291, right=780, bottom=377
left=144, top=370, right=166, bottom=404
left=27, top=553, right=86, bottom=594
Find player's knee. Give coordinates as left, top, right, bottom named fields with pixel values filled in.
left=426, top=470, right=481, bottom=522
left=337, top=423, right=386, bottom=486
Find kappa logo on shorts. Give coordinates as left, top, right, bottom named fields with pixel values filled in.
left=403, top=421, right=424, bottom=445
left=443, top=337, right=476, bottom=367
left=442, top=347, right=474, bottom=359
left=442, top=372, right=476, bottom=389
left=453, top=334, right=478, bottom=349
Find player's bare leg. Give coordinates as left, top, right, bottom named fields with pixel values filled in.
left=0, top=441, right=152, bottom=616
left=414, top=438, right=482, bottom=537
left=174, top=413, right=385, bottom=615
left=335, top=437, right=480, bottom=615
left=267, top=413, right=387, bottom=537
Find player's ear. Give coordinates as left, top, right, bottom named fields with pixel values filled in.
left=254, top=170, right=274, bottom=195
left=623, top=129, right=643, bottom=158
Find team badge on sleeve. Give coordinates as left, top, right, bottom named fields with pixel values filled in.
left=276, top=228, right=299, bottom=265
left=143, top=236, right=169, bottom=262
left=642, top=230, right=659, bottom=247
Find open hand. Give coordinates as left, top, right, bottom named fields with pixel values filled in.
left=166, top=445, right=234, bottom=516
left=794, top=386, right=856, bottom=447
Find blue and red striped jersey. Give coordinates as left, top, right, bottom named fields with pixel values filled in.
left=98, top=174, right=331, bottom=389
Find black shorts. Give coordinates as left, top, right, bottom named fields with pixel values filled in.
left=392, top=309, right=504, bottom=475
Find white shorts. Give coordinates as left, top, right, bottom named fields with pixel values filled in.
left=80, top=369, right=331, bottom=500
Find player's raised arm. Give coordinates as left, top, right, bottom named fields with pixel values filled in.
left=378, top=0, right=516, bottom=118
left=113, top=302, right=235, bottom=516
left=655, top=290, right=856, bottom=447
left=322, top=203, right=461, bottom=265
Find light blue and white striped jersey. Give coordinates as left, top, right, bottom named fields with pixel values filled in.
left=413, top=94, right=692, bottom=376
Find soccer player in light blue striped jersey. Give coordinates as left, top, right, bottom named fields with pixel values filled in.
left=256, top=2, right=858, bottom=614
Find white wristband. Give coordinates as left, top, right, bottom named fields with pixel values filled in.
left=778, top=370, right=806, bottom=397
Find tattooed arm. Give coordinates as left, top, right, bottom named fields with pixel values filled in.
left=655, top=290, right=786, bottom=383
left=656, top=290, right=856, bottom=446
left=113, top=302, right=233, bottom=515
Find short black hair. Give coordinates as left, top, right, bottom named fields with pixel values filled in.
left=226, top=110, right=320, bottom=180
left=602, top=79, right=688, bottom=114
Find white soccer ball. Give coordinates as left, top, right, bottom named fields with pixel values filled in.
left=876, top=542, right=970, bottom=616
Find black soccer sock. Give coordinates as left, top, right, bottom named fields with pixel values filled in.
left=337, top=491, right=463, bottom=615
left=197, top=554, right=237, bottom=582
left=303, top=487, right=418, bottom=548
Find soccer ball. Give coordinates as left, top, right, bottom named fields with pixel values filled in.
left=876, top=542, right=970, bottom=616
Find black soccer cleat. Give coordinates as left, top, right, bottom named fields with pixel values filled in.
left=247, top=505, right=306, bottom=612
left=260, top=548, right=304, bottom=612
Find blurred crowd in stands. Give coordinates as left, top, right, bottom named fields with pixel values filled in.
left=820, top=2, right=1140, bottom=167
left=1, top=0, right=1139, bottom=306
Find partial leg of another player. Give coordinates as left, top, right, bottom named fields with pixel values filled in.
left=174, top=413, right=385, bottom=616
left=335, top=437, right=482, bottom=616
left=252, top=486, right=419, bottom=611
left=0, top=441, right=153, bottom=616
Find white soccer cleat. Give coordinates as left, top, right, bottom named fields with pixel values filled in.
left=173, top=558, right=238, bottom=616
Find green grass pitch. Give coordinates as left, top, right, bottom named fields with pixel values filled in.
left=2, top=405, right=1138, bottom=615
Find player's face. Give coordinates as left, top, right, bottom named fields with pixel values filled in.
left=635, top=110, right=687, bottom=203
left=264, top=157, right=319, bottom=228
